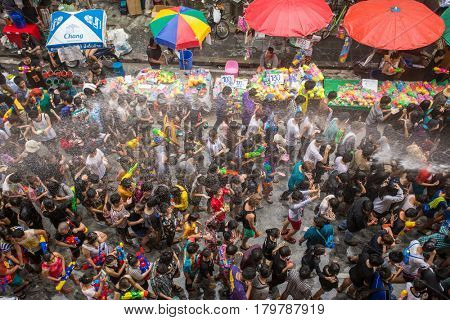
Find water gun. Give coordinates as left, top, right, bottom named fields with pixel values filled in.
left=152, top=128, right=175, bottom=145
left=116, top=242, right=126, bottom=265
left=55, top=261, right=76, bottom=291
left=18, top=66, right=32, bottom=73
left=70, top=186, right=77, bottom=213
left=433, top=67, right=449, bottom=74
left=136, top=247, right=150, bottom=273
left=65, top=235, right=80, bottom=246
left=244, top=145, right=265, bottom=159
left=120, top=290, right=148, bottom=300
left=126, top=137, right=140, bottom=149
left=218, top=167, right=239, bottom=176
left=263, top=161, right=272, bottom=174
left=2, top=107, right=14, bottom=123
left=388, top=67, right=405, bottom=74
left=39, top=235, right=48, bottom=254
left=121, top=162, right=138, bottom=181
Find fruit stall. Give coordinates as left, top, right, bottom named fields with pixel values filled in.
left=105, top=68, right=213, bottom=104
left=324, top=78, right=448, bottom=111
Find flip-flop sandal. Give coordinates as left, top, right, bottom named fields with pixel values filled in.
left=281, top=229, right=289, bottom=236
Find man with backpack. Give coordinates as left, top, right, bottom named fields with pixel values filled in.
left=402, top=239, right=437, bottom=283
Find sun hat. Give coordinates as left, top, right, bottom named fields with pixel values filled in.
left=25, top=140, right=41, bottom=153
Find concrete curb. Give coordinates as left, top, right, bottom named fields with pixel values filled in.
left=0, top=51, right=366, bottom=70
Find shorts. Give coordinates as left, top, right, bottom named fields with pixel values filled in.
left=288, top=217, right=302, bottom=231
left=243, top=227, right=256, bottom=239
left=116, top=227, right=129, bottom=236
left=262, top=181, right=273, bottom=194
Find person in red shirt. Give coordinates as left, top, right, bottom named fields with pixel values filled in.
left=210, top=186, right=232, bottom=229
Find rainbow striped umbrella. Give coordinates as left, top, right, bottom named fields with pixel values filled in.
left=150, top=6, right=211, bottom=50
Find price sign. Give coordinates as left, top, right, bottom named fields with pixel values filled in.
left=361, top=79, right=378, bottom=92
left=267, top=73, right=284, bottom=85
left=294, top=38, right=311, bottom=50
left=234, top=78, right=248, bottom=89
left=220, top=75, right=234, bottom=86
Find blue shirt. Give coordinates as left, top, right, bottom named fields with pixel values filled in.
left=304, top=224, right=334, bottom=248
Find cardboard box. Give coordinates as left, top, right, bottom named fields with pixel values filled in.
left=127, top=0, right=143, bottom=16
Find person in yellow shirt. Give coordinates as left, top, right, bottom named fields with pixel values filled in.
left=297, top=80, right=316, bottom=114
left=181, top=212, right=201, bottom=241
left=171, top=185, right=189, bottom=213
left=117, top=178, right=134, bottom=203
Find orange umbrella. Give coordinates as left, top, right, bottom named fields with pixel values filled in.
left=343, top=0, right=445, bottom=50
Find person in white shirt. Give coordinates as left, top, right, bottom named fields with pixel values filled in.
left=281, top=188, right=320, bottom=243
left=206, top=129, right=225, bottom=164
left=285, top=112, right=302, bottom=163
left=304, top=138, right=331, bottom=166
left=85, top=147, right=108, bottom=180
left=333, top=152, right=353, bottom=174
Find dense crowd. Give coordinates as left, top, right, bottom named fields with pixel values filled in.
left=0, top=52, right=449, bottom=300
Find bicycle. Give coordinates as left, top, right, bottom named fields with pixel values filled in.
left=321, top=0, right=354, bottom=39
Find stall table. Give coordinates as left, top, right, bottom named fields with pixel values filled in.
left=2, top=23, right=41, bottom=48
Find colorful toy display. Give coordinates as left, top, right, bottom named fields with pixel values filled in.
left=106, top=68, right=211, bottom=102
left=330, top=80, right=446, bottom=109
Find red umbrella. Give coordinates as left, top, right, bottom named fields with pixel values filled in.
left=244, top=0, right=333, bottom=37
left=343, top=0, right=445, bottom=50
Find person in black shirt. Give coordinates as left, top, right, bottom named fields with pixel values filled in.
left=42, top=198, right=74, bottom=229
left=301, top=244, right=326, bottom=276
left=338, top=253, right=384, bottom=298
left=269, top=245, right=293, bottom=291
left=193, top=248, right=216, bottom=299
left=18, top=52, right=46, bottom=89
left=1, top=198, right=21, bottom=228
left=127, top=203, right=149, bottom=247
left=262, top=228, right=280, bottom=264
left=146, top=37, right=163, bottom=70
left=20, top=33, right=44, bottom=66
left=19, top=198, right=43, bottom=229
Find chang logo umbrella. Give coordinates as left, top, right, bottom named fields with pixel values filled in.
left=46, top=9, right=107, bottom=52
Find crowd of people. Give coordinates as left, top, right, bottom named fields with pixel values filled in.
left=0, top=47, right=449, bottom=300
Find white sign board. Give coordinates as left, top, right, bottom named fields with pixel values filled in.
left=361, top=79, right=378, bottom=92
left=267, top=73, right=284, bottom=85
left=220, top=75, right=235, bottom=86
left=234, top=78, right=248, bottom=90
left=295, top=38, right=311, bottom=50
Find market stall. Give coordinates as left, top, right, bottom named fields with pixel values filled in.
left=213, top=63, right=325, bottom=102
left=324, top=78, right=448, bottom=110
left=106, top=68, right=213, bottom=106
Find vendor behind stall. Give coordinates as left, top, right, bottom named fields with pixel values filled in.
left=257, top=47, right=279, bottom=72
left=372, top=51, right=403, bottom=81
